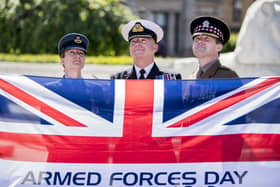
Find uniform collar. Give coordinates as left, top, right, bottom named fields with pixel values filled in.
left=63, top=74, right=83, bottom=79
left=200, top=58, right=219, bottom=73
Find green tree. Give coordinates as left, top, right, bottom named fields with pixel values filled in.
left=0, top=0, right=135, bottom=55
left=221, top=33, right=238, bottom=53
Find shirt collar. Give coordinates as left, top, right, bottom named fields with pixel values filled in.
left=200, top=59, right=218, bottom=73
left=134, top=62, right=154, bottom=79
left=63, top=74, right=83, bottom=79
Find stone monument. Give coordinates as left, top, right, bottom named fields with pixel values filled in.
left=233, top=0, right=280, bottom=76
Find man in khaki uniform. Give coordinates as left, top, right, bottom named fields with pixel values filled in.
left=190, top=16, right=239, bottom=79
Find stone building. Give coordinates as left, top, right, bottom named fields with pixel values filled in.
left=122, top=0, right=255, bottom=57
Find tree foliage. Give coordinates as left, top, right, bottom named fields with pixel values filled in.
left=221, top=33, right=238, bottom=53
left=0, top=0, right=135, bottom=55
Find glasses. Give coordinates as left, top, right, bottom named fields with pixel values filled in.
left=130, top=39, right=152, bottom=46
left=66, top=51, right=85, bottom=57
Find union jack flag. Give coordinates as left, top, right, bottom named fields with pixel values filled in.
left=0, top=75, right=279, bottom=186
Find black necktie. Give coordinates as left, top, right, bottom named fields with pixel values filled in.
left=139, top=69, right=145, bottom=79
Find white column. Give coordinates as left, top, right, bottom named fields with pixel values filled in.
left=180, top=0, right=195, bottom=56
left=167, top=12, right=176, bottom=56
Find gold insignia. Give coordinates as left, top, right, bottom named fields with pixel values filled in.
left=132, top=23, right=144, bottom=33
left=74, top=36, right=82, bottom=44
left=202, top=20, right=210, bottom=27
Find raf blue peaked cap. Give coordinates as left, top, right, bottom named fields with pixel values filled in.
left=58, top=33, right=89, bottom=56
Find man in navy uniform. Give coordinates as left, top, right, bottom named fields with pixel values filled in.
left=190, top=16, right=239, bottom=79
left=111, top=19, right=181, bottom=80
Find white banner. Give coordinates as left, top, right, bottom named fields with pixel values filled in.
left=1, top=160, right=279, bottom=187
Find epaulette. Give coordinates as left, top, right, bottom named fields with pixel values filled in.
left=111, top=70, right=129, bottom=79
left=119, top=71, right=129, bottom=79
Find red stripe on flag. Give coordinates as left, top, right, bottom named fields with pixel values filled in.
left=122, top=80, right=154, bottom=138
left=168, top=77, right=280, bottom=128
left=112, top=80, right=158, bottom=162
left=1, top=132, right=280, bottom=163
left=0, top=79, right=86, bottom=127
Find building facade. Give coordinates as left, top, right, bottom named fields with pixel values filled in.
left=123, top=0, right=255, bottom=57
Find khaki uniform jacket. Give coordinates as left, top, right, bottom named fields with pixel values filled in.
left=196, top=59, right=239, bottom=79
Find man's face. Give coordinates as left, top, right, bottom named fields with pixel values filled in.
left=192, top=35, right=222, bottom=58
left=129, top=37, right=158, bottom=58
left=61, top=49, right=86, bottom=72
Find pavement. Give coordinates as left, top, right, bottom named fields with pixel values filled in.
left=0, top=60, right=182, bottom=79
left=0, top=61, right=130, bottom=79
left=2, top=57, right=280, bottom=79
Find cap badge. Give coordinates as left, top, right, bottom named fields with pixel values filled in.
left=132, top=23, right=144, bottom=33
left=202, top=20, right=210, bottom=27
left=74, top=36, right=82, bottom=44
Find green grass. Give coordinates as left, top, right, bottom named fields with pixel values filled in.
left=0, top=54, right=59, bottom=63
left=88, top=56, right=132, bottom=65
left=0, top=53, right=175, bottom=65
left=0, top=53, right=134, bottom=65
